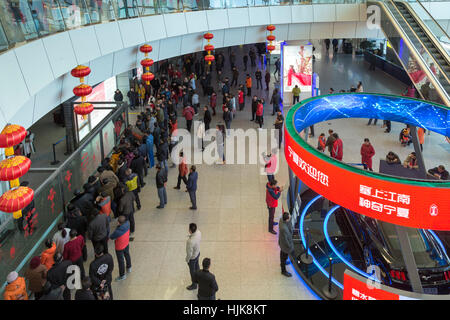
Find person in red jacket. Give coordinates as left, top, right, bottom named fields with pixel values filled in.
left=266, top=180, right=284, bottom=235
left=331, top=133, right=343, bottom=161
left=210, top=92, right=217, bottom=116
left=182, top=105, right=195, bottom=132
left=238, top=89, right=245, bottom=111
left=174, top=151, right=188, bottom=190
left=256, top=100, right=264, bottom=129
left=63, top=229, right=86, bottom=279
left=109, top=216, right=131, bottom=281
left=360, top=138, right=375, bottom=171
left=317, top=133, right=326, bottom=152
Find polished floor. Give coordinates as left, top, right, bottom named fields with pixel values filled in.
left=73, top=42, right=447, bottom=299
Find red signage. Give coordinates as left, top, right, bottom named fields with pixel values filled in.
left=285, top=128, right=450, bottom=230
left=343, top=272, right=399, bottom=300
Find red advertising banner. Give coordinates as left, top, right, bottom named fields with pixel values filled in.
left=284, top=129, right=450, bottom=230
left=343, top=272, right=400, bottom=300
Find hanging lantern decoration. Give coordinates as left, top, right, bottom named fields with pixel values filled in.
left=0, top=124, right=33, bottom=219
left=266, top=25, right=276, bottom=53
left=0, top=156, right=31, bottom=187
left=140, top=44, right=154, bottom=85
left=71, top=65, right=93, bottom=120
left=203, top=33, right=214, bottom=65
left=0, top=187, right=34, bottom=219
left=0, top=125, right=27, bottom=157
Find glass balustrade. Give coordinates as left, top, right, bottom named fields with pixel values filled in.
left=0, top=0, right=445, bottom=53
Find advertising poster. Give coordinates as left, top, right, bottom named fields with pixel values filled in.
left=283, top=45, right=313, bottom=95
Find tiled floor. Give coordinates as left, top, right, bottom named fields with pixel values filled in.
left=77, top=42, right=448, bottom=300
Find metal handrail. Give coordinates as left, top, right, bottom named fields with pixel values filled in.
left=386, top=0, right=450, bottom=85
left=376, top=0, right=450, bottom=105
left=397, top=1, right=450, bottom=77
left=416, top=0, right=450, bottom=45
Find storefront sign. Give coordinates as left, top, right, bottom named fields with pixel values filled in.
left=285, top=130, right=450, bottom=230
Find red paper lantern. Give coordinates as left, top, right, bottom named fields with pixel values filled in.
left=267, top=25, right=276, bottom=32
left=0, top=186, right=34, bottom=219
left=0, top=125, right=27, bottom=150
left=141, top=58, right=154, bottom=68
left=0, top=156, right=31, bottom=184
left=140, top=44, right=153, bottom=53
left=142, top=72, right=155, bottom=84
left=70, top=65, right=91, bottom=78
left=205, top=55, right=215, bottom=62
left=267, top=45, right=276, bottom=52
left=73, top=84, right=93, bottom=97
left=267, top=35, right=276, bottom=42
left=204, top=44, right=215, bottom=52
left=203, top=33, right=214, bottom=40
left=74, top=103, right=94, bottom=116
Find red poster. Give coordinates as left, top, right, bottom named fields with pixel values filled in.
left=343, top=273, right=399, bottom=300
left=285, top=128, right=450, bottom=230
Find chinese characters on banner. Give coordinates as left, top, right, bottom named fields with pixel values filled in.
left=359, top=185, right=411, bottom=219
left=287, top=145, right=329, bottom=187
left=343, top=272, right=400, bottom=300
left=284, top=128, right=450, bottom=230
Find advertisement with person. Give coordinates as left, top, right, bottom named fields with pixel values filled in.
left=283, top=45, right=313, bottom=95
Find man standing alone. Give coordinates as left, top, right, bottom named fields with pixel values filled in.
left=278, top=212, right=294, bottom=277
left=186, top=223, right=201, bottom=291
left=266, top=179, right=283, bottom=235
left=156, top=164, right=168, bottom=209
left=292, top=85, right=301, bottom=105
left=187, top=165, right=198, bottom=210
left=193, top=258, right=218, bottom=300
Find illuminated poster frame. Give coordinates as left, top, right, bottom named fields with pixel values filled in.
left=285, top=93, right=450, bottom=230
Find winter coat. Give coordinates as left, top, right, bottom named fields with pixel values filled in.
left=110, top=220, right=130, bottom=251
left=87, top=214, right=110, bottom=242
left=266, top=183, right=281, bottom=208
left=4, top=277, right=28, bottom=300
left=278, top=217, right=294, bottom=254
left=41, top=242, right=56, bottom=270
left=187, top=171, right=198, bottom=192
left=360, top=143, right=375, bottom=168
left=118, top=191, right=136, bottom=217
left=332, top=138, right=343, bottom=161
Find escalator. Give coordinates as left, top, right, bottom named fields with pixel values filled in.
left=369, top=0, right=450, bottom=106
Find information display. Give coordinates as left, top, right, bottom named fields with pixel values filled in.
left=283, top=45, right=313, bottom=93
left=285, top=93, right=450, bottom=230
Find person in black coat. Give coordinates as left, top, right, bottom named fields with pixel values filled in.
left=66, top=204, right=88, bottom=260
left=127, top=88, right=138, bottom=110
left=46, top=253, right=72, bottom=300
left=114, top=89, right=123, bottom=102
left=250, top=96, right=258, bottom=121
left=117, top=160, right=128, bottom=183
left=157, top=139, right=169, bottom=173
left=75, top=277, right=96, bottom=300
left=223, top=107, right=232, bottom=131
left=89, top=244, right=114, bottom=300
left=203, top=106, right=212, bottom=131
left=130, top=150, right=146, bottom=188
left=186, top=166, right=198, bottom=210
left=70, top=188, right=94, bottom=218
left=193, top=258, right=218, bottom=300
left=39, top=281, right=64, bottom=300
left=155, top=164, right=168, bottom=209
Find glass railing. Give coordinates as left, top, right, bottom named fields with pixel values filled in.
left=0, top=0, right=369, bottom=53
left=0, top=102, right=128, bottom=296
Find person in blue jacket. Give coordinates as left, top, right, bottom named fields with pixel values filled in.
left=186, top=165, right=198, bottom=210
left=109, top=216, right=132, bottom=281
left=146, top=132, right=155, bottom=169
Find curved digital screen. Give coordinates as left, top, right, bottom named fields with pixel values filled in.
left=285, top=93, right=450, bottom=230
left=292, top=93, right=450, bottom=137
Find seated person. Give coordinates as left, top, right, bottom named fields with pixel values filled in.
left=399, top=127, right=412, bottom=146
left=386, top=151, right=401, bottom=164
left=428, top=165, right=449, bottom=180
left=403, top=152, right=419, bottom=169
